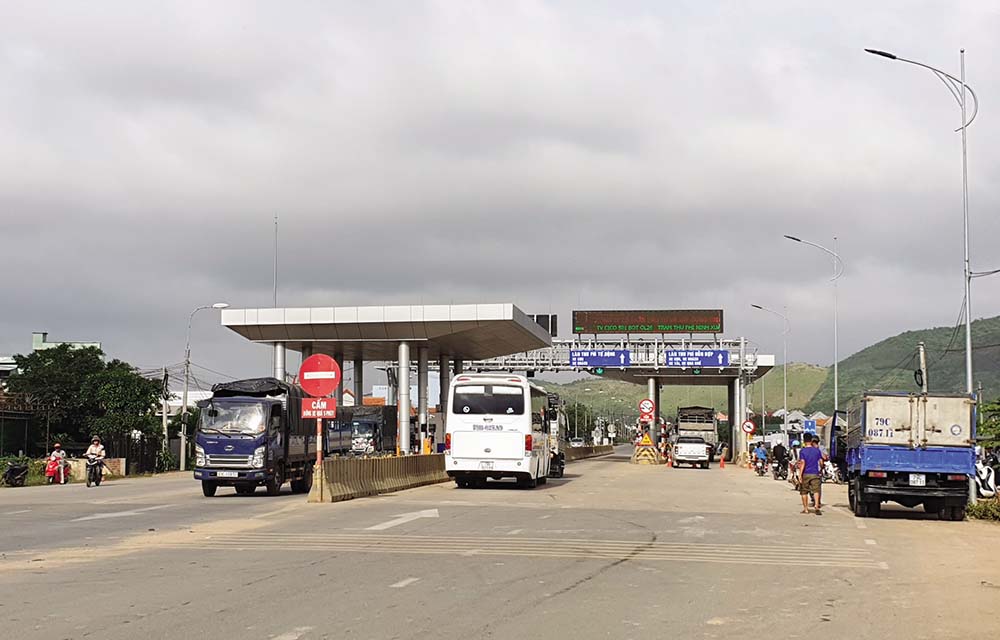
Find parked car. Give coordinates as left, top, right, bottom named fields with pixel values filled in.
left=569, top=438, right=585, bottom=448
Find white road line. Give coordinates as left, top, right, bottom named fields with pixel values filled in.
left=390, top=577, right=420, bottom=589
left=856, top=520, right=867, bottom=529
left=865, top=539, right=877, bottom=546
left=507, top=529, right=524, bottom=535
left=3, top=510, right=31, bottom=515
left=366, top=509, right=439, bottom=531
left=71, top=504, right=173, bottom=522
left=271, top=626, right=314, bottom=640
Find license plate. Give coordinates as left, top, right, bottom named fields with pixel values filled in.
left=479, top=461, right=494, bottom=470
left=217, top=471, right=238, bottom=478
left=909, top=473, right=926, bottom=487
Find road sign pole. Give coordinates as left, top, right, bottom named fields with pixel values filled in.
left=316, top=418, right=323, bottom=467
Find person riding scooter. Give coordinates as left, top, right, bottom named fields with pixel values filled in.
left=45, top=443, right=69, bottom=484
left=84, top=436, right=106, bottom=481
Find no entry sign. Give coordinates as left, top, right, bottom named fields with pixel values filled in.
left=298, top=354, right=342, bottom=397
left=302, top=396, right=337, bottom=419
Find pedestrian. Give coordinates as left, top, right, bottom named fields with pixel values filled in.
left=797, top=436, right=825, bottom=515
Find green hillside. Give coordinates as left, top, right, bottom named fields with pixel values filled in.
left=806, top=315, right=1000, bottom=412
left=537, top=362, right=827, bottom=420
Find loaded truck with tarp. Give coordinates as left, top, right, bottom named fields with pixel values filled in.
left=194, top=377, right=350, bottom=497
left=846, top=391, right=975, bottom=520
left=329, top=405, right=399, bottom=456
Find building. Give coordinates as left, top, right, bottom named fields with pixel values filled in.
left=32, top=331, right=101, bottom=352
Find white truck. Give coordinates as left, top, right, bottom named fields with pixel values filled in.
left=676, top=406, right=719, bottom=462
left=672, top=435, right=711, bottom=469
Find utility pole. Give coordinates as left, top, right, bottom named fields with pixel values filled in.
left=917, top=342, right=928, bottom=394
left=162, top=367, right=170, bottom=462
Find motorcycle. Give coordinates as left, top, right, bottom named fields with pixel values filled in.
left=771, top=458, right=788, bottom=481
left=85, top=454, right=104, bottom=487
left=754, top=458, right=767, bottom=476
left=2, top=460, right=29, bottom=487
left=822, top=460, right=843, bottom=484
left=45, top=454, right=69, bottom=485
left=975, top=459, right=996, bottom=499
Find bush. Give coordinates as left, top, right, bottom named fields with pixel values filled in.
left=968, top=499, right=1000, bottom=521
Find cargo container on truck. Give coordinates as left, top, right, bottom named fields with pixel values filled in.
left=675, top=406, right=719, bottom=462
left=846, top=391, right=975, bottom=520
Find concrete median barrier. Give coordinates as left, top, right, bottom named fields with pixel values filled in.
left=564, top=445, right=614, bottom=462
left=310, top=454, right=450, bottom=503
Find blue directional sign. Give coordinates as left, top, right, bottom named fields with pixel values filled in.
left=803, top=419, right=817, bottom=434
left=570, top=349, right=631, bottom=368
left=664, top=349, right=731, bottom=368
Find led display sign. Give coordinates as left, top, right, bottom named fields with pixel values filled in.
left=572, top=310, right=723, bottom=334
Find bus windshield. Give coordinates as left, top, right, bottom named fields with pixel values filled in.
left=452, top=384, right=525, bottom=415
left=199, top=401, right=266, bottom=435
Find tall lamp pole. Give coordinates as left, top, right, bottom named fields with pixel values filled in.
left=865, top=48, right=979, bottom=396
left=784, top=235, right=844, bottom=418
left=751, top=304, right=790, bottom=431
left=181, top=302, right=229, bottom=471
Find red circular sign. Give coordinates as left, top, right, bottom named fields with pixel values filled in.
left=638, top=399, right=655, bottom=415
left=298, top=354, right=342, bottom=397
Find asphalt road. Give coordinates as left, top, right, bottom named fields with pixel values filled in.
left=2, top=447, right=999, bottom=640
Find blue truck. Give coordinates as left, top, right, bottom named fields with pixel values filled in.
left=194, top=377, right=350, bottom=497
left=846, top=391, right=975, bottom=520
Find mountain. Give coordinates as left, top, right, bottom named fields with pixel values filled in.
left=806, top=315, right=1000, bottom=412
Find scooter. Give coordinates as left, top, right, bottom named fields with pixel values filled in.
left=822, top=460, right=843, bottom=484
left=975, top=459, right=996, bottom=499
left=754, top=458, right=767, bottom=476
left=85, top=454, right=104, bottom=487
left=2, top=461, right=29, bottom=487
left=548, top=449, right=566, bottom=479
left=771, top=458, right=788, bottom=481
left=45, top=454, right=69, bottom=485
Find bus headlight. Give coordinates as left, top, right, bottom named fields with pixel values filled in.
left=252, top=446, right=266, bottom=468
left=195, top=445, right=206, bottom=467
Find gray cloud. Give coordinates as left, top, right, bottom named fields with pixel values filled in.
left=2, top=1, right=1000, bottom=384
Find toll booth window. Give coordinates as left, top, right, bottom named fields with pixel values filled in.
left=453, top=385, right=525, bottom=415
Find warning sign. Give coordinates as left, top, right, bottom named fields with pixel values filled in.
left=638, top=433, right=654, bottom=447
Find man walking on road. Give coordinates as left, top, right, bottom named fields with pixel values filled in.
left=798, top=437, right=824, bottom=515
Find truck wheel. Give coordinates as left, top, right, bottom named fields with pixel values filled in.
left=202, top=481, right=218, bottom=497
left=848, top=483, right=856, bottom=511
left=517, top=474, right=537, bottom=489
left=265, top=466, right=283, bottom=496
left=701, top=461, right=709, bottom=469
left=537, top=473, right=547, bottom=485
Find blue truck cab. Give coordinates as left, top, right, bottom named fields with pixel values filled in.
left=846, top=391, right=975, bottom=520
left=194, top=377, right=320, bottom=497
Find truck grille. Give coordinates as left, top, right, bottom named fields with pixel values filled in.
left=206, top=454, right=253, bottom=468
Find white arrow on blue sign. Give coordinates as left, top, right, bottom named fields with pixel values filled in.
left=664, top=349, right=731, bottom=368
left=570, top=349, right=631, bottom=368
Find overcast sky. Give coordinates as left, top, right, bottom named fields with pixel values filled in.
left=3, top=1, right=999, bottom=385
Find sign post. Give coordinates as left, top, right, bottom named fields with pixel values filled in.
left=299, top=354, right=342, bottom=503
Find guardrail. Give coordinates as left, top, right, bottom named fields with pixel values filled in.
left=564, top=445, right=614, bottom=462
left=311, top=454, right=450, bottom=503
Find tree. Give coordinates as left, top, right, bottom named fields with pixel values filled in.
left=83, top=360, right=163, bottom=458
left=6, top=344, right=106, bottom=449
left=980, top=400, right=1000, bottom=441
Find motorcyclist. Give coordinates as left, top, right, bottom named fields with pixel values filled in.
left=85, top=436, right=106, bottom=460
left=753, top=443, right=768, bottom=472
left=771, top=442, right=788, bottom=464
left=49, top=442, right=67, bottom=462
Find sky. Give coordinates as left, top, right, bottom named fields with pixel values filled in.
left=2, top=1, right=1000, bottom=388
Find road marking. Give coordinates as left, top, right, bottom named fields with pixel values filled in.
left=271, top=627, right=313, bottom=640
left=856, top=521, right=867, bottom=529
left=71, top=504, right=173, bottom=522
left=366, top=509, right=439, bottom=531
left=3, top=510, right=31, bottom=515
left=507, top=529, right=524, bottom=535
left=865, top=539, right=877, bottom=545
left=390, top=577, right=420, bottom=588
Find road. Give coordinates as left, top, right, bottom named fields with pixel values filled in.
left=2, top=446, right=999, bottom=639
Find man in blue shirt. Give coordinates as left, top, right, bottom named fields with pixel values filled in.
left=798, top=436, right=826, bottom=515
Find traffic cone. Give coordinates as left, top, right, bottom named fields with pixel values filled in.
left=720, top=456, right=725, bottom=469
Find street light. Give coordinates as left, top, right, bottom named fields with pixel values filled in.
left=180, top=302, right=229, bottom=471
left=751, top=304, right=790, bottom=431
left=865, top=47, right=979, bottom=396
left=784, top=235, right=844, bottom=417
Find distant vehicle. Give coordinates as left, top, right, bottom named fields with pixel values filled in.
left=846, top=392, right=975, bottom=520
left=672, top=435, right=710, bottom=469
left=194, top=377, right=351, bottom=497
left=569, top=438, right=585, bottom=448
left=445, top=374, right=550, bottom=489
left=675, top=407, right=719, bottom=462
left=330, top=406, right=398, bottom=456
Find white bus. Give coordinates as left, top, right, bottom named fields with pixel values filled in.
left=444, top=374, right=550, bottom=488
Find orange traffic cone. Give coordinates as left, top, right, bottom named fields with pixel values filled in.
left=720, top=456, right=725, bottom=469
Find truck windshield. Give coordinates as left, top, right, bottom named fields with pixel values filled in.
left=352, top=421, right=375, bottom=437
left=199, top=402, right=265, bottom=435
left=452, top=384, right=524, bottom=415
